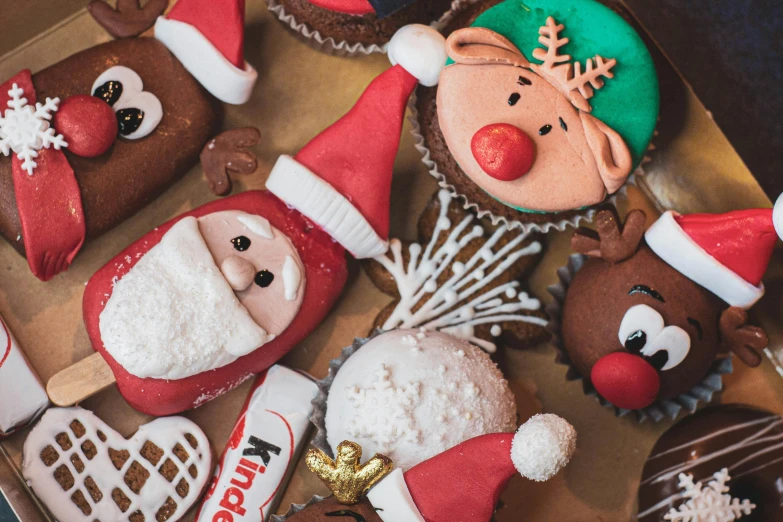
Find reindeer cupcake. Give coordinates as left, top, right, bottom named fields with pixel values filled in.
left=547, top=203, right=782, bottom=421
left=413, top=0, right=659, bottom=231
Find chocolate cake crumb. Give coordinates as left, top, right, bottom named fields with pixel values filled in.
left=172, top=443, right=189, bottom=463
left=70, top=453, right=85, bottom=473
left=158, top=458, right=178, bottom=482
left=40, top=445, right=59, bottom=467
left=54, top=464, right=74, bottom=491
left=112, top=487, right=131, bottom=512
left=55, top=432, right=72, bottom=451
left=141, top=441, right=163, bottom=465
left=156, top=497, right=177, bottom=521
left=84, top=476, right=102, bottom=503
left=109, top=448, right=130, bottom=469
left=175, top=477, right=189, bottom=498
left=81, top=440, right=97, bottom=460
left=70, top=490, right=91, bottom=516
left=69, top=420, right=86, bottom=438
left=124, top=461, right=150, bottom=494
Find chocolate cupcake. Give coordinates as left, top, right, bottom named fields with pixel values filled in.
left=547, top=206, right=777, bottom=422
left=267, top=0, right=454, bottom=56
left=411, top=0, right=659, bottom=233
left=638, top=404, right=782, bottom=521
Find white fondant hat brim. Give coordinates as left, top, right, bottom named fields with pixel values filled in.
left=645, top=211, right=764, bottom=309
left=154, top=17, right=257, bottom=105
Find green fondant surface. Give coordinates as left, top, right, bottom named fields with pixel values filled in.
left=450, top=0, right=659, bottom=167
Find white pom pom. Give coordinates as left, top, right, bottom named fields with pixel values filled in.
left=773, top=193, right=783, bottom=241
left=387, top=24, right=447, bottom=87
left=511, top=414, right=577, bottom=482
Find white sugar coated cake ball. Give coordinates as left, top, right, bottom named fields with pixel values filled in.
left=325, top=329, right=517, bottom=470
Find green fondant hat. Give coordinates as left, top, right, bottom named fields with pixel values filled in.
left=466, top=0, right=659, bottom=166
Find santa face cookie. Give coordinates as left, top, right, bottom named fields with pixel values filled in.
left=23, top=407, right=212, bottom=522
left=555, top=206, right=778, bottom=415
left=84, top=191, right=347, bottom=415
left=0, top=0, right=256, bottom=281
left=417, top=0, right=658, bottom=224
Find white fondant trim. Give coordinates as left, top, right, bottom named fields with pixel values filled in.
left=645, top=211, right=764, bottom=309
left=388, top=25, right=447, bottom=87
left=367, top=468, right=425, bottom=522
left=154, top=17, right=257, bottom=105
left=773, top=193, right=783, bottom=241
left=266, top=155, right=389, bottom=259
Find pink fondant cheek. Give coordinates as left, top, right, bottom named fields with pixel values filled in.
left=198, top=210, right=305, bottom=336
left=437, top=65, right=607, bottom=212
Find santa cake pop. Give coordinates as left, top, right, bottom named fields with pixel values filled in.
left=549, top=201, right=782, bottom=421
left=275, top=414, right=576, bottom=522
left=0, top=0, right=257, bottom=281
left=47, top=25, right=450, bottom=416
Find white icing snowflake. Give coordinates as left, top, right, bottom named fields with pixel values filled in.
left=0, top=83, right=67, bottom=175
left=664, top=468, right=755, bottom=522
left=373, top=189, right=546, bottom=353
left=345, top=363, right=422, bottom=453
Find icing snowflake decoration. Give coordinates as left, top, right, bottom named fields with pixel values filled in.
left=373, top=190, right=546, bottom=353
left=0, top=83, right=67, bottom=175
left=664, top=468, right=755, bottom=522
left=345, top=363, right=422, bottom=453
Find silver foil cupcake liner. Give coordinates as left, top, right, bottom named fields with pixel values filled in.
left=271, top=495, right=328, bottom=522
left=310, top=335, right=376, bottom=457
left=545, top=253, right=732, bottom=423
left=266, top=0, right=474, bottom=57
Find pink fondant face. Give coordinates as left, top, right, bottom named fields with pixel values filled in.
left=198, top=211, right=305, bottom=335
left=437, top=65, right=607, bottom=212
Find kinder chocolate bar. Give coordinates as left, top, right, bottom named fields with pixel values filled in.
left=195, top=365, right=318, bottom=522
left=0, top=316, right=48, bottom=436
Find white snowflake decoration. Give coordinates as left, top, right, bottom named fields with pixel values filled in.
left=664, top=468, right=755, bottom=522
left=344, top=363, right=422, bottom=453
left=0, top=83, right=67, bottom=175
left=374, top=189, right=546, bottom=353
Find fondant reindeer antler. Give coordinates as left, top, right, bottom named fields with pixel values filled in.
left=572, top=209, right=646, bottom=263
left=88, top=0, right=168, bottom=39
left=531, top=17, right=617, bottom=112
left=719, top=307, right=767, bottom=367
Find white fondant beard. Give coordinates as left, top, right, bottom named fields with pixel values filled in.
left=99, top=217, right=270, bottom=380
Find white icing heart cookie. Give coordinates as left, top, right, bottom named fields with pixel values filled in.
left=23, top=407, right=212, bottom=522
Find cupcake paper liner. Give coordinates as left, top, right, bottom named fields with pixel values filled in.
left=310, top=335, right=375, bottom=457
left=266, top=0, right=474, bottom=57
left=545, top=253, right=732, bottom=423
left=271, top=495, right=328, bottom=522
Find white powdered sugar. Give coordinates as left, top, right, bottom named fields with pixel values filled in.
left=511, top=414, right=577, bottom=482
left=325, top=329, right=517, bottom=470
left=99, top=217, right=269, bottom=380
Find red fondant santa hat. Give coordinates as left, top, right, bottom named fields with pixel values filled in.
left=154, top=0, right=257, bottom=104
left=366, top=414, right=577, bottom=522
left=265, top=25, right=447, bottom=259
left=645, top=195, right=783, bottom=310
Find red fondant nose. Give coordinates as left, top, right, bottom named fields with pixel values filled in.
left=470, top=123, right=535, bottom=181
left=53, top=95, right=117, bottom=158
left=590, top=352, right=660, bottom=410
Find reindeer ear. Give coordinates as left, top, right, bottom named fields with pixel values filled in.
left=719, top=307, right=767, bottom=367
left=580, top=113, right=633, bottom=194
left=446, top=27, right=531, bottom=68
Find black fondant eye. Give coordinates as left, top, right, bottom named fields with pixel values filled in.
left=116, top=108, right=144, bottom=137
left=231, top=236, right=251, bottom=251
left=326, top=511, right=366, bottom=521
left=93, top=81, right=123, bottom=107
left=559, top=117, right=567, bottom=131
left=646, top=350, right=669, bottom=371
left=539, top=124, right=552, bottom=136
left=254, top=270, right=274, bottom=288
left=508, top=93, right=521, bottom=106
left=624, top=330, right=647, bottom=353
